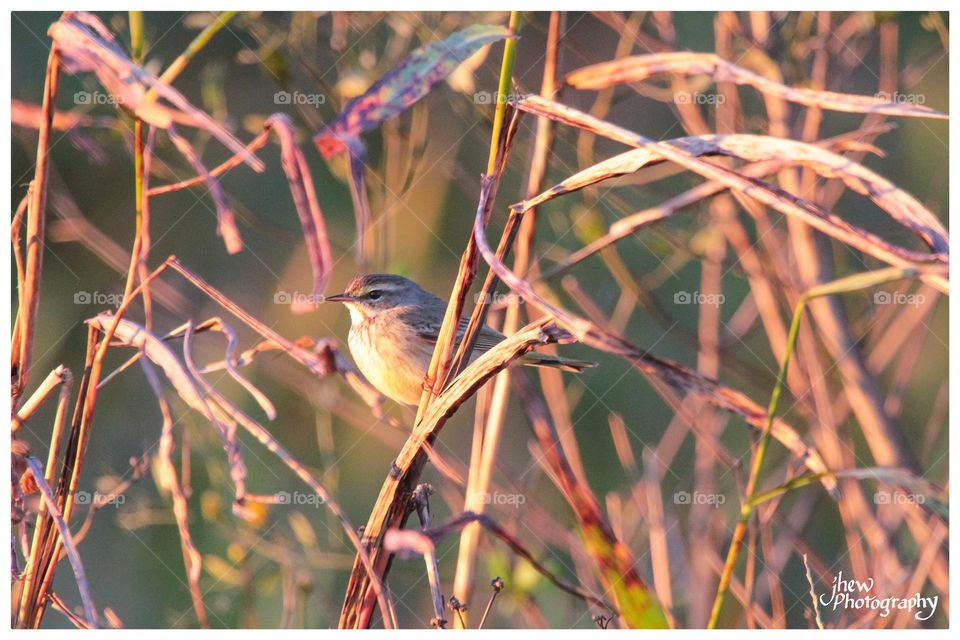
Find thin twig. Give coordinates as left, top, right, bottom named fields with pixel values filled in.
left=13, top=44, right=61, bottom=408
left=24, top=457, right=97, bottom=628
left=707, top=267, right=919, bottom=627
left=143, top=11, right=239, bottom=103
left=478, top=577, right=504, bottom=629
left=802, top=554, right=824, bottom=629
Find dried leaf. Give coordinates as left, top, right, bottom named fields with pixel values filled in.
left=265, top=114, right=334, bottom=304
left=49, top=12, right=263, bottom=171
left=383, top=528, right=434, bottom=558
left=314, top=24, right=511, bottom=158
left=513, top=95, right=948, bottom=293
left=167, top=126, right=243, bottom=254
left=86, top=313, right=248, bottom=505
left=670, top=134, right=949, bottom=253
left=472, top=180, right=838, bottom=494
left=184, top=317, right=277, bottom=420
left=312, top=24, right=509, bottom=265
left=565, top=52, right=948, bottom=120
left=514, top=133, right=948, bottom=255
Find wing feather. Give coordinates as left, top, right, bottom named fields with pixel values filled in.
left=408, top=313, right=506, bottom=355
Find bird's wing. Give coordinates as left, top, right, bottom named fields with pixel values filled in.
left=407, top=312, right=506, bottom=354
left=463, top=319, right=507, bottom=354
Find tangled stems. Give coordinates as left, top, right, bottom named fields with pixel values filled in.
left=707, top=266, right=920, bottom=628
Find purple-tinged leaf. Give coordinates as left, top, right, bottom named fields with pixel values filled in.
left=266, top=114, right=334, bottom=309
left=314, top=24, right=511, bottom=158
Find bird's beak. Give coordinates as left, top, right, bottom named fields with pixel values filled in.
left=324, top=292, right=353, bottom=303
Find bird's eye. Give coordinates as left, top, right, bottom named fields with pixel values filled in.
left=367, top=290, right=383, bottom=300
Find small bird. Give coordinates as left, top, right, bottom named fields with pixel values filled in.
left=325, top=274, right=596, bottom=405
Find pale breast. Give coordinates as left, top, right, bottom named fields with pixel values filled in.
left=348, top=318, right=435, bottom=405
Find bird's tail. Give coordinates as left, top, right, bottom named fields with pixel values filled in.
left=519, top=352, right=597, bottom=372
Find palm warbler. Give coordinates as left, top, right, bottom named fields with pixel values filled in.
left=326, top=274, right=596, bottom=405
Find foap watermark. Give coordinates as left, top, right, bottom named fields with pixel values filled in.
left=474, top=291, right=523, bottom=306
left=875, top=90, right=926, bottom=105
left=74, top=90, right=125, bottom=106
left=273, top=491, right=326, bottom=507
left=273, top=290, right=325, bottom=306
left=674, top=91, right=725, bottom=106
left=74, top=291, right=123, bottom=307
left=73, top=490, right=125, bottom=508
left=479, top=492, right=526, bottom=508
left=817, top=570, right=938, bottom=621
left=873, top=291, right=925, bottom=307
left=274, top=90, right=327, bottom=107
left=473, top=90, right=522, bottom=105
left=673, top=490, right=726, bottom=506
left=874, top=490, right=926, bottom=506
left=673, top=290, right=725, bottom=307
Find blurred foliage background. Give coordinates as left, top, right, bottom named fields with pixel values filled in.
left=11, top=11, right=948, bottom=628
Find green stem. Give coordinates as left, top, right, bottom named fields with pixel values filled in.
left=125, top=12, right=146, bottom=304
left=130, top=11, right=145, bottom=232
left=129, top=12, right=144, bottom=62
left=485, top=11, right=522, bottom=176
left=143, top=11, right=239, bottom=103
left=706, top=266, right=918, bottom=628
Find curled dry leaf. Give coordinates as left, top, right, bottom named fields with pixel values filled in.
left=471, top=180, right=837, bottom=493
left=565, top=52, right=948, bottom=120
left=383, top=528, right=435, bottom=558
left=514, top=132, right=948, bottom=260
left=167, top=126, right=243, bottom=254
left=88, top=314, right=227, bottom=422
left=518, top=127, right=896, bottom=280
left=177, top=317, right=277, bottom=420
left=49, top=12, right=264, bottom=171
left=265, top=114, right=334, bottom=304
left=669, top=134, right=949, bottom=253
left=181, top=321, right=248, bottom=510
left=314, top=24, right=511, bottom=158
left=313, top=24, right=511, bottom=264
left=512, top=95, right=948, bottom=293
left=86, top=313, right=248, bottom=507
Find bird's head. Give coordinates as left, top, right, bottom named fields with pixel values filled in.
left=325, top=274, right=427, bottom=323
